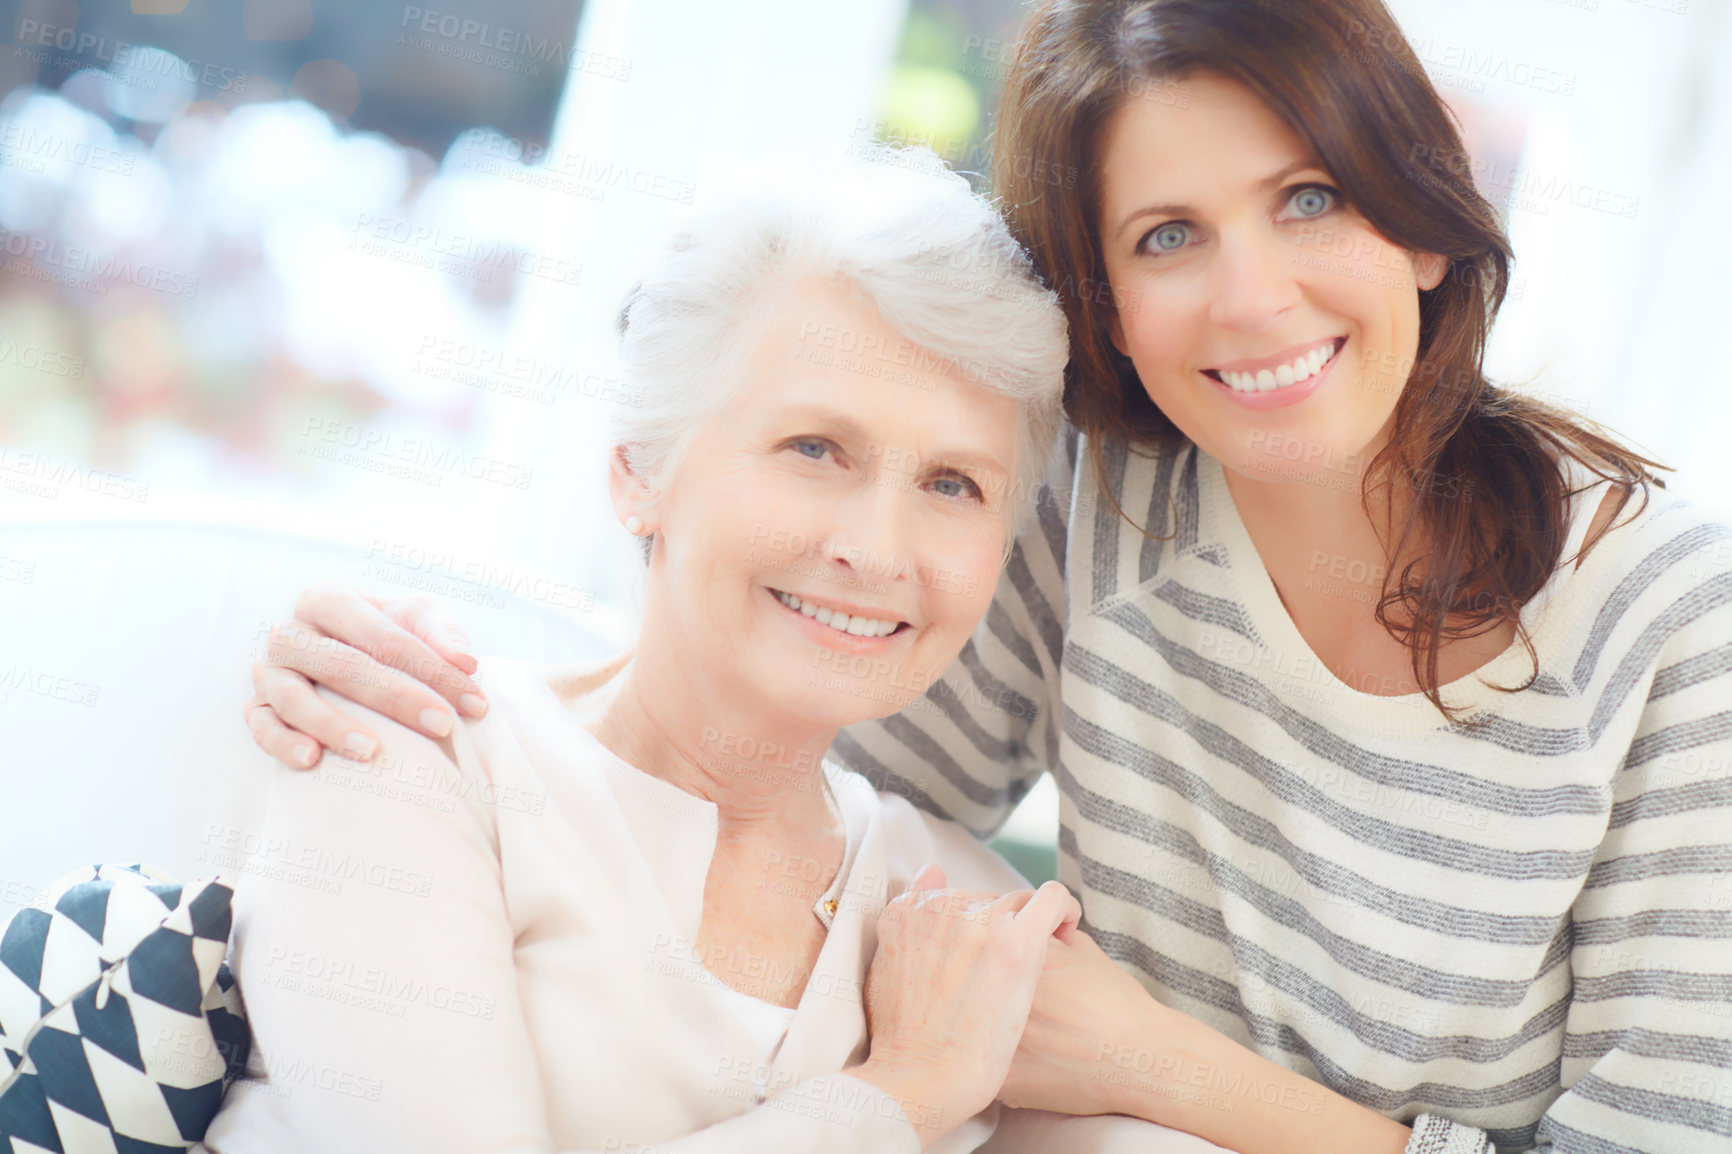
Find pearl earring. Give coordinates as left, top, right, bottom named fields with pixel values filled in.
left=624, top=515, right=645, bottom=536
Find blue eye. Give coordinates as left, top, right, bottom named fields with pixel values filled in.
left=930, top=473, right=983, bottom=501
left=1286, top=186, right=1335, bottom=218
left=792, top=438, right=830, bottom=461
left=1146, top=222, right=1192, bottom=253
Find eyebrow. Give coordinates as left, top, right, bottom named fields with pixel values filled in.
left=773, top=405, right=872, bottom=446
left=926, top=449, right=1010, bottom=481
left=1112, top=158, right=1325, bottom=240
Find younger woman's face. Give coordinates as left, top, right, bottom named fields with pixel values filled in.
left=1096, top=70, right=1447, bottom=487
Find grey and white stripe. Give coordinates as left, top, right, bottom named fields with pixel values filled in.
left=836, top=426, right=1732, bottom=1152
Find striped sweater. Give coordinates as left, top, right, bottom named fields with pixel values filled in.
left=834, top=425, right=1732, bottom=1153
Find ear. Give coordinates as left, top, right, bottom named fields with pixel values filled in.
left=608, top=445, right=657, bottom=535
left=1412, top=251, right=1449, bottom=292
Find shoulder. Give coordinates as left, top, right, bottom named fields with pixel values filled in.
left=1575, top=483, right=1631, bottom=571
left=1065, top=427, right=1202, bottom=604
left=458, top=651, right=631, bottom=754
left=1065, top=424, right=1191, bottom=502
left=1560, top=481, right=1732, bottom=677
left=233, top=670, right=520, bottom=921
left=1020, top=422, right=1193, bottom=559
left=479, top=650, right=631, bottom=718
left=1573, top=479, right=1732, bottom=594
left=301, top=675, right=503, bottom=840
left=1024, top=421, right=1193, bottom=532
left=533, top=650, right=633, bottom=712
left=300, top=652, right=606, bottom=838
left=831, top=767, right=1030, bottom=893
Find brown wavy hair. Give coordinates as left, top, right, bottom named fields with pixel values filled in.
left=990, top=0, right=1669, bottom=719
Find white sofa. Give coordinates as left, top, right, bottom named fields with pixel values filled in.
left=0, top=519, right=619, bottom=915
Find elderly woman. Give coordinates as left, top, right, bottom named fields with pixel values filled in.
left=196, top=154, right=1214, bottom=1154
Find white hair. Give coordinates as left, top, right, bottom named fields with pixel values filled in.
left=609, top=146, right=1069, bottom=554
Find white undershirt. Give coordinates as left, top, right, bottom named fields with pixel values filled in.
left=709, top=980, right=799, bottom=1098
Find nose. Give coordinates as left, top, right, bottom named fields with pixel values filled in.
left=1206, top=225, right=1301, bottom=334
left=819, top=471, right=913, bottom=587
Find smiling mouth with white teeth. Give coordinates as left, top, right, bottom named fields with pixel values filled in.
left=770, top=588, right=906, bottom=638
left=1205, top=338, right=1344, bottom=394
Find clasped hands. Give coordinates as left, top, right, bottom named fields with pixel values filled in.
left=850, top=865, right=1166, bottom=1149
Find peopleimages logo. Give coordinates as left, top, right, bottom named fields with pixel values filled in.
left=0, top=339, right=85, bottom=379
left=0, top=231, right=200, bottom=299
left=13, top=21, right=250, bottom=92
left=398, top=7, right=633, bottom=79
left=299, top=417, right=535, bottom=490
left=348, top=213, right=583, bottom=286
left=0, top=447, right=149, bottom=503
left=0, top=123, right=134, bottom=175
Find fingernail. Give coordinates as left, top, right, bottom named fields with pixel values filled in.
left=292, top=741, right=317, bottom=768
left=458, top=692, right=488, bottom=718
left=343, top=732, right=378, bottom=760
left=420, top=708, right=454, bottom=738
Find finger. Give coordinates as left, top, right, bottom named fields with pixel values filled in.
left=380, top=593, right=483, bottom=687
left=907, top=863, right=947, bottom=892
left=1049, top=883, right=1083, bottom=938
left=1011, top=880, right=1082, bottom=940
left=983, top=887, right=1039, bottom=921
left=263, top=625, right=456, bottom=741
left=241, top=692, right=322, bottom=769
left=983, top=886, right=1070, bottom=936
left=1064, top=926, right=1103, bottom=953
left=294, top=585, right=484, bottom=715
left=907, top=886, right=1005, bottom=928
left=253, top=663, right=384, bottom=761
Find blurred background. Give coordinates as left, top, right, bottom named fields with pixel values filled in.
left=0, top=0, right=1727, bottom=883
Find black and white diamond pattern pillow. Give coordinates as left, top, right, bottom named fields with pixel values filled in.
left=0, top=863, right=249, bottom=1153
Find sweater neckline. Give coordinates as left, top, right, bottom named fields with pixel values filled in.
left=557, top=691, right=865, bottom=933
left=1192, top=445, right=1606, bottom=735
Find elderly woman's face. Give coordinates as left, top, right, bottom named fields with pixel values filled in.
left=645, top=278, right=1021, bottom=728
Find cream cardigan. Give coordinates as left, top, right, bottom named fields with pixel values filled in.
left=196, top=654, right=1223, bottom=1154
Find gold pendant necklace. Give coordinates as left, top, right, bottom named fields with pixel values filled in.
left=813, top=766, right=843, bottom=929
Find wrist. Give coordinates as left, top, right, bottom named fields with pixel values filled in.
left=1098, top=1009, right=1410, bottom=1154
left=1090, top=998, right=1218, bottom=1124
left=846, top=1059, right=959, bottom=1151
